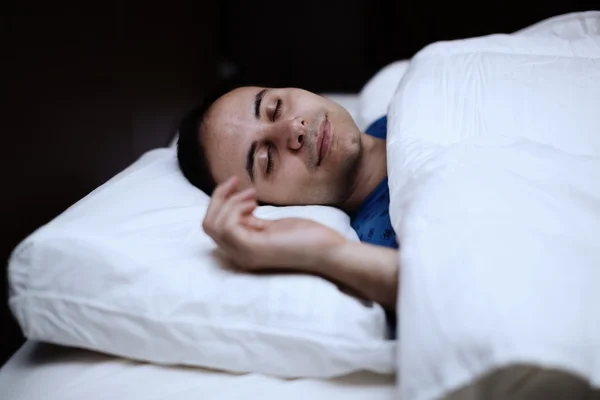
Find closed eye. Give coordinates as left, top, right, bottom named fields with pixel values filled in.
left=266, top=144, right=274, bottom=175
left=271, top=99, right=282, bottom=122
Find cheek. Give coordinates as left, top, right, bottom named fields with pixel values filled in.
left=211, top=157, right=251, bottom=190
left=279, top=159, right=311, bottom=184
left=331, top=126, right=358, bottom=158
left=212, top=160, right=235, bottom=185
left=330, top=113, right=359, bottom=145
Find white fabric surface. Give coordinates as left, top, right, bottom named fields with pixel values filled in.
left=8, top=147, right=395, bottom=379
left=357, top=61, right=410, bottom=130
left=386, top=11, right=600, bottom=400
left=0, top=341, right=395, bottom=400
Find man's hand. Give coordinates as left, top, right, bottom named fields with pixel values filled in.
left=203, top=175, right=400, bottom=311
left=202, top=176, right=347, bottom=272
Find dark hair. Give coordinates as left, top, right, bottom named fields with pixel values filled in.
left=176, top=81, right=241, bottom=195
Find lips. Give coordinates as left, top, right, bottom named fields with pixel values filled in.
left=316, top=117, right=332, bottom=166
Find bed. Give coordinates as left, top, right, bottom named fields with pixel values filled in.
left=0, top=341, right=395, bottom=400
left=3, top=11, right=600, bottom=400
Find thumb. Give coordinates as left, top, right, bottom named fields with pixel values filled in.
left=243, top=215, right=269, bottom=231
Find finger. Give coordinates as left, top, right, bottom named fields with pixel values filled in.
left=203, top=177, right=239, bottom=232
left=219, top=199, right=260, bottom=247
left=242, top=214, right=268, bottom=231
left=211, top=176, right=239, bottom=203
left=229, top=187, right=257, bottom=204
left=237, top=200, right=260, bottom=218
left=234, top=195, right=266, bottom=230
left=214, top=188, right=257, bottom=228
left=220, top=198, right=257, bottom=232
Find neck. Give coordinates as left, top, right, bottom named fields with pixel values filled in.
left=339, top=132, right=387, bottom=214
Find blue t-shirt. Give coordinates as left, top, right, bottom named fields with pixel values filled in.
left=350, top=116, right=398, bottom=250
left=350, top=116, right=398, bottom=339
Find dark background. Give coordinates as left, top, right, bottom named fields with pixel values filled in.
left=2, top=1, right=597, bottom=366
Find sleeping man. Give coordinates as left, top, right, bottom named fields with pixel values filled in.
left=177, top=84, right=399, bottom=315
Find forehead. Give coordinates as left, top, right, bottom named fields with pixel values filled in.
left=201, top=86, right=263, bottom=185
left=203, top=86, right=263, bottom=149
left=209, top=86, right=261, bottom=128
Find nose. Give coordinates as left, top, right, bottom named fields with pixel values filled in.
left=276, top=116, right=306, bottom=151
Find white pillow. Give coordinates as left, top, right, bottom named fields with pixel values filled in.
left=8, top=148, right=395, bottom=379
left=357, top=60, right=410, bottom=130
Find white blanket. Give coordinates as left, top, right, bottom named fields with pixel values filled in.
left=386, top=11, right=600, bottom=400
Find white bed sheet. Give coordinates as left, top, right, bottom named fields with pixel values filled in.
left=0, top=341, right=395, bottom=400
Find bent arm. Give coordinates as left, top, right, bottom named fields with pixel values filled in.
left=314, top=241, right=399, bottom=311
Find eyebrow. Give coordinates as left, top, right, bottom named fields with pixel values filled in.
left=246, top=140, right=258, bottom=183
left=254, top=88, right=267, bottom=120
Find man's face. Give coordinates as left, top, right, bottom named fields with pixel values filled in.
left=202, top=87, right=362, bottom=206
